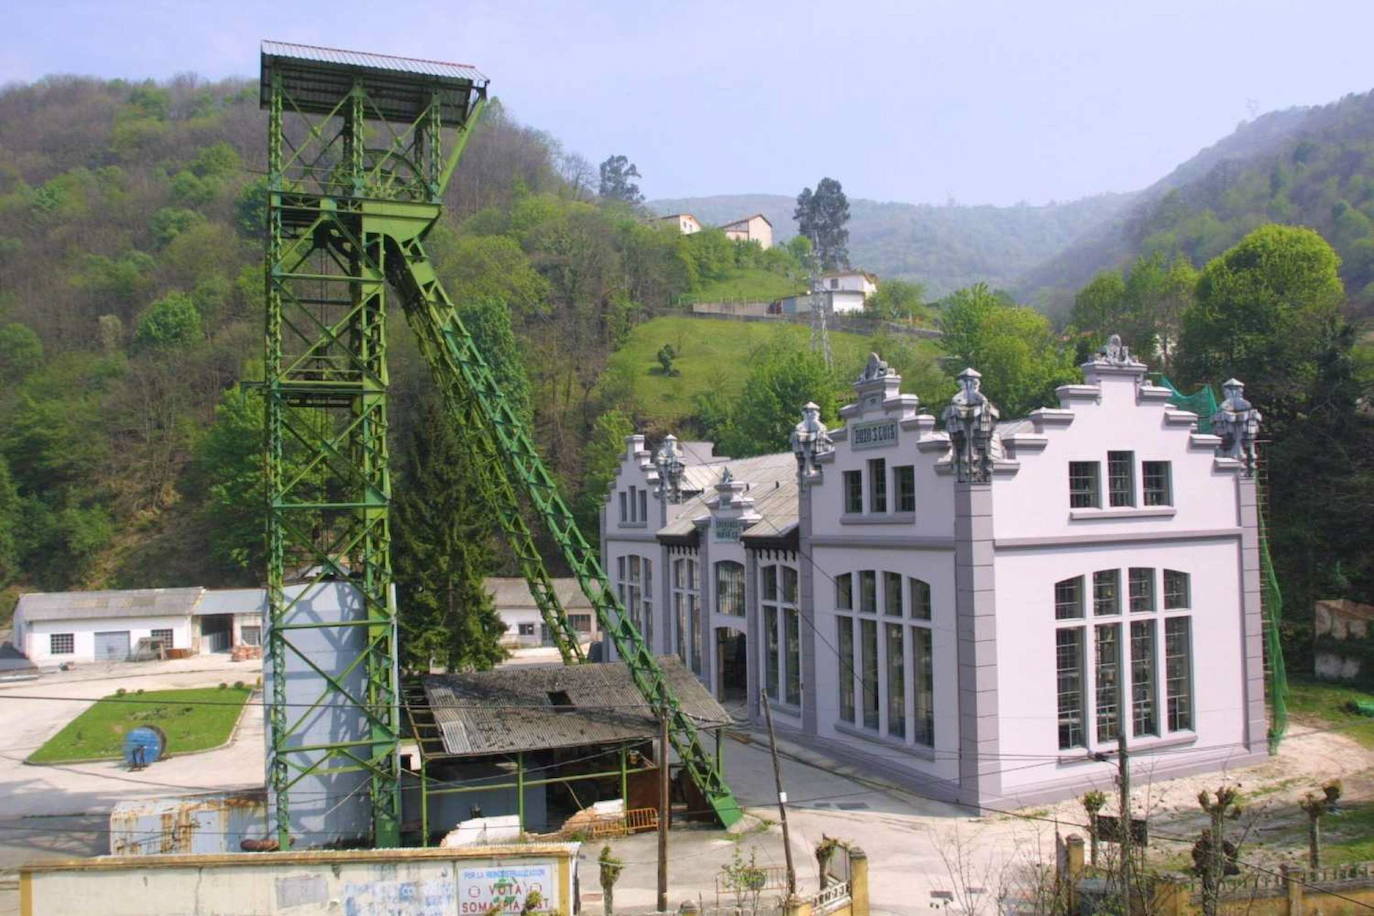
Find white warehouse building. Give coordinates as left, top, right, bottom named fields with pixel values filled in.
left=600, top=339, right=1269, bottom=808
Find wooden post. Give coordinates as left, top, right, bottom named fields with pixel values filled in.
left=1282, top=864, right=1304, bottom=916
left=619, top=743, right=628, bottom=807
left=1065, top=833, right=1085, bottom=912
left=762, top=688, right=796, bottom=897
left=420, top=759, right=429, bottom=846
left=658, top=704, right=669, bottom=913
left=516, top=751, right=525, bottom=832
left=1117, top=731, right=1132, bottom=914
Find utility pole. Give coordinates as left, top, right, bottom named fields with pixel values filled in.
left=1117, top=731, right=1132, bottom=915
left=761, top=689, right=797, bottom=897
left=658, top=703, right=669, bottom=913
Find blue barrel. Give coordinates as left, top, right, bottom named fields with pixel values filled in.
left=123, top=725, right=168, bottom=768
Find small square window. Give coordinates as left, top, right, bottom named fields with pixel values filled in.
left=1094, top=569, right=1120, bottom=616
left=50, top=633, right=74, bottom=655
left=835, top=573, right=853, bottom=611
left=1164, top=570, right=1190, bottom=609
left=1129, top=568, right=1155, bottom=613
left=518, top=623, right=537, bottom=637
left=1069, top=462, right=1101, bottom=508
left=895, top=465, right=915, bottom=512
left=151, top=628, right=173, bottom=647
left=1108, top=451, right=1135, bottom=507
left=884, top=571, right=903, bottom=616
left=868, top=459, right=887, bottom=513
left=1143, top=461, right=1172, bottom=506
left=1055, top=577, right=1084, bottom=619
left=843, top=470, right=863, bottom=514
left=570, top=614, right=592, bottom=633
left=241, top=625, right=262, bottom=646
left=910, top=578, right=932, bottom=621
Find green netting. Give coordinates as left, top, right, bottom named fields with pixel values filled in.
left=1258, top=486, right=1289, bottom=752
left=1158, top=376, right=1288, bottom=750
left=1158, top=375, right=1220, bottom=433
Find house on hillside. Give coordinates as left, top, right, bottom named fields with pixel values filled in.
left=720, top=213, right=774, bottom=249
left=654, top=213, right=702, bottom=235
left=485, top=577, right=599, bottom=648
left=599, top=339, right=1269, bottom=808
left=821, top=270, right=879, bottom=298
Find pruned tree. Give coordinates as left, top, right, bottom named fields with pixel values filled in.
left=1299, top=780, right=1342, bottom=868
left=1193, top=786, right=1243, bottom=916
left=1080, top=790, right=1107, bottom=866
left=794, top=177, right=851, bottom=270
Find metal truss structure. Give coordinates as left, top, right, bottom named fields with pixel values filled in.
left=261, top=42, right=741, bottom=848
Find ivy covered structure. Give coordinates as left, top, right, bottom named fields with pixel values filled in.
left=600, top=338, right=1271, bottom=807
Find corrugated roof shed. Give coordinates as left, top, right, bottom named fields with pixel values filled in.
left=422, top=657, right=730, bottom=757
left=260, top=41, right=487, bottom=84
left=15, top=588, right=205, bottom=623
left=195, top=589, right=268, bottom=616
left=484, top=578, right=593, bottom=612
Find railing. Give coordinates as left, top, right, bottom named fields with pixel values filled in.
left=1309, top=862, right=1374, bottom=886
left=715, top=864, right=791, bottom=903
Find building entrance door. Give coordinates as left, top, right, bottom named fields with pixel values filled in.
left=715, top=628, right=747, bottom=704
left=94, top=631, right=130, bottom=662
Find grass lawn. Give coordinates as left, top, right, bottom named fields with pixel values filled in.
left=686, top=268, right=804, bottom=304
left=610, top=316, right=927, bottom=426
left=1285, top=677, right=1374, bottom=749
left=28, top=686, right=252, bottom=764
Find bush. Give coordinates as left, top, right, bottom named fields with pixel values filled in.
left=115, top=687, right=127, bottom=696
left=218, top=682, right=227, bottom=690
left=233, top=681, right=244, bottom=690
left=134, top=291, right=201, bottom=351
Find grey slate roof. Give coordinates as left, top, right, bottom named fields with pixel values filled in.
left=422, top=657, right=730, bottom=758
left=485, top=578, right=593, bottom=612
left=15, top=588, right=204, bottom=623
left=658, top=452, right=798, bottom=539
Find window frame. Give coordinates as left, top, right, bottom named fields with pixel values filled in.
left=715, top=560, right=745, bottom=617
left=1069, top=461, right=1101, bottom=509
left=49, top=633, right=75, bottom=655
left=1108, top=451, right=1136, bottom=508
left=843, top=470, right=863, bottom=514
left=868, top=458, right=887, bottom=513
left=895, top=464, right=916, bottom=512
left=1143, top=460, right=1173, bottom=506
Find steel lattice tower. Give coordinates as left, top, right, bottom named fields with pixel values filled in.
left=261, top=41, right=741, bottom=849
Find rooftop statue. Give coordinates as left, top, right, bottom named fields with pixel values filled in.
left=1211, top=378, right=1262, bottom=477
left=791, top=401, right=835, bottom=479
left=1094, top=333, right=1144, bottom=368
left=857, top=352, right=893, bottom=383
left=654, top=434, right=684, bottom=503
left=942, top=368, right=999, bottom=483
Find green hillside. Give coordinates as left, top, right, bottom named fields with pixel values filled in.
left=649, top=192, right=1132, bottom=297
left=606, top=315, right=945, bottom=429
left=1016, top=90, right=1374, bottom=316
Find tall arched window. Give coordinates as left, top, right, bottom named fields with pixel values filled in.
left=715, top=561, right=744, bottom=617
left=672, top=557, right=701, bottom=674
left=761, top=564, right=800, bottom=706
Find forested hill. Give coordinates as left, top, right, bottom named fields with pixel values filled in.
left=648, top=192, right=1132, bottom=297
left=1015, top=89, right=1374, bottom=315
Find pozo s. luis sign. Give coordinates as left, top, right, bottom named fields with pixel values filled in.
left=850, top=419, right=898, bottom=450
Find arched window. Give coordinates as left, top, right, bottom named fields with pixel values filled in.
left=672, top=557, right=701, bottom=674
left=761, top=564, right=801, bottom=706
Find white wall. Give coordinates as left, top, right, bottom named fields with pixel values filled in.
left=18, top=615, right=194, bottom=664
left=497, top=607, right=544, bottom=647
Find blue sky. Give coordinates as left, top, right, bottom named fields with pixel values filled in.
left=5, top=0, right=1374, bottom=206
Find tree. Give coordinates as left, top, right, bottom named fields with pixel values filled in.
left=574, top=408, right=634, bottom=543
left=866, top=279, right=927, bottom=322
left=1193, top=787, right=1243, bottom=916
left=1178, top=224, right=1343, bottom=424
left=0, top=457, right=19, bottom=585
left=134, top=291, right=201, bottom=351
left=597, top=154, right=643, bottom=204
left=700, top=341, right=837, bottom=458
left=656, top=343, right=677, bottom=376
left=1299, top=780, right=1342, bottom=868
left=0, top=322, right=43, bottom=382
left=393, top=401, right=507, bottom=672
left=795, top=177, right=851, bottom=270
left=938, top=283, right=1074, bottom=417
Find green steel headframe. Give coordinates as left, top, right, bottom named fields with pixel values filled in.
left=261, top=41, right=739, bottom=849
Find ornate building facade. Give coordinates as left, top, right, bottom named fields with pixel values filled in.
left=599, top=341, right=1268, bottom=807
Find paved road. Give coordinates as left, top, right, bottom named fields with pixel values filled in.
left=0, top=656, right=264, bottom=821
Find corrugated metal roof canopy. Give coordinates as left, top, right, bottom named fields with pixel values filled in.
left=260, top=40, right=487, bottom=124
left=422, top=658, right=731, bottom=758
left=15, top=587, right=204, bottom=623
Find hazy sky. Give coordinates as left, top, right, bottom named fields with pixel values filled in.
left=5, top=0, right=1374, bottom=206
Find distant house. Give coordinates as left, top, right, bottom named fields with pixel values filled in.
left=720, top=213, right=774, bottom=249
left=775, top=289, right=868, bottom=315
left=485, top=577, right=599, bottom=648
left=821, top=270, right=879, bottom=298
left=11, top=587, right=265, bottom=663
left=654, top=213, right=702, bottom=236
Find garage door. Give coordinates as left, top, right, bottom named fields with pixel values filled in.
left=94, top=631, right=130, bottom=662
